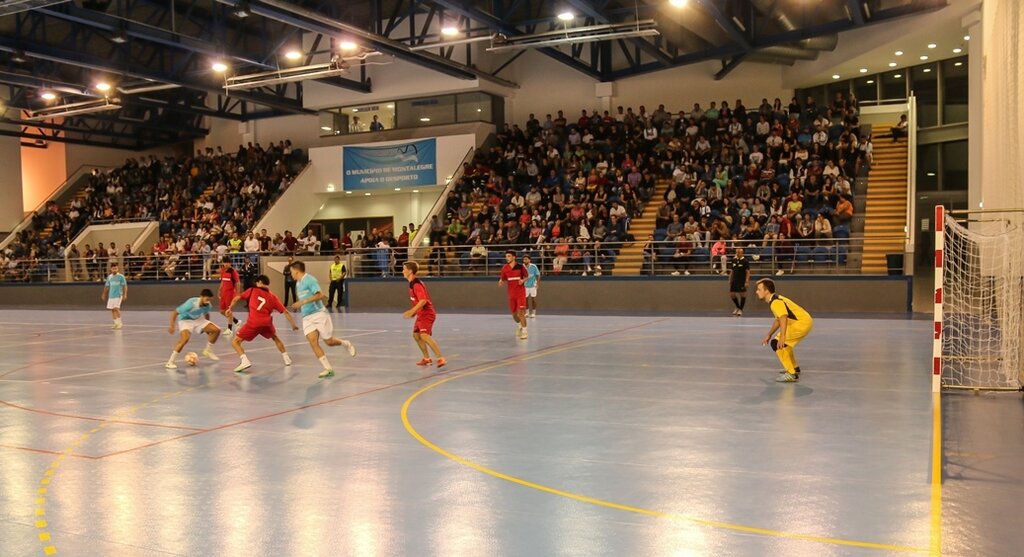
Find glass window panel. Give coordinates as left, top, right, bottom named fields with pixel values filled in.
left=854, top=75, right=878, bottom=103
left=942, top=57, right=968, bottom=124
left=917, top=143, right=939, bottom=191
left=396, top=96, right=456, bottom=128
left=881, top=71, right=906, bottom=101
left=911, top=64, right=938, bottom=127
left=456, top=92, right=492, bottom=122
left=941, top=140, right=968, bottom=190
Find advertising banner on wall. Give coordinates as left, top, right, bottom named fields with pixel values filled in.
left=343, top=138, right=437, bottom=190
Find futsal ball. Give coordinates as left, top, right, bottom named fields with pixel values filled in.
left=185, top=352, right=199, bottom=366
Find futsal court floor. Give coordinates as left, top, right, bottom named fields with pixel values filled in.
left=0, top=309, right=1018, bottom=556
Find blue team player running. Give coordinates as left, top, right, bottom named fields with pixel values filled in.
left=288, top=261, right=356, bottom=378
left=165, top=288, right=222, bottom=369
left=102, top=262, right=128, bottom=330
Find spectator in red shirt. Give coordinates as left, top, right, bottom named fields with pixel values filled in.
left=402, top=261, right=446, bottom=368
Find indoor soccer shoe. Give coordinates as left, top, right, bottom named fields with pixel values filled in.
left=437, top=358, right=447, bottom=368
left=234, top=361, right=252, bottom=373
left=775, top=372, right=799, bottom=383
left=318, top=369, right=335, bottom=379
left=416, top=358, right=433, bottom=366
left=165, top=362, right=177, bottom=370
left=203, top=349, right=220, bottom=361
left=341, top=340, right=357, bottom=357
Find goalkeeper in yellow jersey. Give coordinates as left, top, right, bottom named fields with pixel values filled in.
left=756, top=278, right=814, bottom=383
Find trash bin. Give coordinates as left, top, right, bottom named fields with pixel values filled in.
left=886, top=253, right=904, bottom=276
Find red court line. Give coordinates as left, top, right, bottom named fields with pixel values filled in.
left=95, top=318, right=670, bottom=459
left=0, top=400, right=205, bottom=431
left=0, top=443, right=99, bottom=459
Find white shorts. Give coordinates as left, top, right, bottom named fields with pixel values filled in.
left=178, top=318, right=214, bottom=335
left=302, top=311, right=334, bottom=339
left=525, top=287, right=538, bottom=298
left=106, top=297, right=122, bottom=310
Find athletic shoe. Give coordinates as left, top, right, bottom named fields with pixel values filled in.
left=202, top=349, right=220, bottom=361
left=437, top=358, right=447, bottom=368
left=776, top=270, right=785, bottom=276
left=165, top=362, right=177, bottom=370
left=775, top=372, right=799, bottom=383
left=283, top=356, right=293, bottom=366
left=223, top=328, right=232, bottom=337
left=684, top=270, right=691, bottom=275
left=318, top=369, right=335, bottom=379
left=234, top=361, right=252, bottom=373
left=518, top=329, right=529, bottom=340
left=340, top=340, right=357, bottom=357
left=416, top=358, right=433, bottom=366
left=732, top=309, right=739, bottom=315
left=112, top=323, right=122, bottom=330
left=737, top=309, right=743, bottom=316
left=671, top=271, right=680, bottom=276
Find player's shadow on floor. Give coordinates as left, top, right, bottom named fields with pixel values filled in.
left=739, top=379, right=814, bottom=404
left=292, top=373, right=356, bottom=429
left=230, top=368, right=299, bottom=392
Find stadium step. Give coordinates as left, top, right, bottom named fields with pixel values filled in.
left=861, top=125, right=910, bottom=273
left=613, top=180, right=671, bottom=275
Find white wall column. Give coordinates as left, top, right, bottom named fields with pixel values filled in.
left=964, top=8, right=983, bottom=210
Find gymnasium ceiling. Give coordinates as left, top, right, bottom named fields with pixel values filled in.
left=0, top=0, right=948, bottom=149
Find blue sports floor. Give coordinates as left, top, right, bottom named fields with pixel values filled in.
left=0, top=309, right=1017, bottom=556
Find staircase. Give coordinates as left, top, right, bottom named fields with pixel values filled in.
left=861, top=125, right=909, bottom=273
left=613, top=180, right=671, bottom=275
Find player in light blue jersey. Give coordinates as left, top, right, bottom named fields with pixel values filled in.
left=289, top=261, right=356, bottom=378
left=523, top=255, right=540, bottom=319
left=102, top=262, right=128, bottom=330
left=165, top=288, right=221, bottom=369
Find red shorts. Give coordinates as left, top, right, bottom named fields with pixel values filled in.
left=414, top=312, right=436, bottom=336
left=219, top=293, right=234, bottom=312
left=508, top=292, right=527, bottom=313
left=236, top=322, right=276, bottom=341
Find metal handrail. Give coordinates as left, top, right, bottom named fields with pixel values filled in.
left=0, top=164, right=107, bottom=251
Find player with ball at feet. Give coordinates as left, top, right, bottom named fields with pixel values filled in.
left=166, top=289, right=221, bottom=369
left=225, top=274, right=299, bottom=373
left=756, top=278, right=814, bottom=383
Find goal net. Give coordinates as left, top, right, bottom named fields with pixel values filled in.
left=939, top=212, right=1024, bottom=390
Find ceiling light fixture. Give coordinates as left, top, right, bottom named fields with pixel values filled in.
left=441, top=26, right=460, bottom=37
left=320, top=126, right=332, bottom=131
left=895, top=50, right=903, bottom=56
left=345, top=191, right=352, bottom=194
left=920, top=55, right=928, bottom=60
left=832, top=74, right=840, bottom=79
left=27, top=97, right=122, bottom=120
left=964, top=35, right=970, bottom=41
left=927, top=43, right=937, bottom=49
left=413, top=189, right=420, bottom=193
left=894, top=74, right=902, bottom=78
left=859, top=68, right=867, bottom=73
left=212, top=61, right=229, bottom=72
left=232, top=2, right=251, bottom=18
left=953, top=47, right=962, bottom=54
left=40, top=91, right=57, bottom=101
left=364, top=192, right=371, bottom=196
left=222, top=51, right=381, bottom=90
left=923, top=68, right=931, bottom=73
left=95, top=82, right=112, bottom=92
left=420, top=117, right=431, bottom=122
left=486, top=20, right=660, bottom=52
left=866, top=80, right=874, bottom=84
left=888, top=62, right=897, bottom=67
left=339, top=40, right=359, bottom=51
left=557, top=11, right=574, bottom=21
left=669, top=0, right=688, bottom=6
left=394, top=187, right=401, bottom=191
left=954, top=62, right=963, bottom=67
left=285, top=50, right=302, bottom=60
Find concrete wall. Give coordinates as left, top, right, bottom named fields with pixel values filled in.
left=348, top=276, right=912, bottom=314
left=0, top=275, right=912, bottom=313
left=0, top=124, right=24, bottom=232
left=71, top=221, right=160, bottom=254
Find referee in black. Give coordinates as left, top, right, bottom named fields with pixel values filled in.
left=729, top=246, right=751, bottom=316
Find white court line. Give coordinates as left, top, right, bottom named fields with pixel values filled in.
left=0, top=330, right=387, bottom=383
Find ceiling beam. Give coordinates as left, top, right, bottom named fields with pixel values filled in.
left=562, top=0, right=674, bottom=67
left=692, top=0, right=750, bottom=50
left=846, top=0, right=866, bottom=26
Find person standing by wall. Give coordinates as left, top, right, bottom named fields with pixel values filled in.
left=328, top=255, right=347, bottom=310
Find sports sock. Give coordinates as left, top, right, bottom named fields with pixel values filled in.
left=739, top=296, right=746, bottom=310
left=233, top=317, right=239, bottom=325
left=240, top=354, right=251, bottom=365
left=168, top=350, right=179, bottom=363
left=318, top=355, right=332, bottom=370
left=282, top=352, right=291, bottom=364
left=205, top=342, right=214, bottom=352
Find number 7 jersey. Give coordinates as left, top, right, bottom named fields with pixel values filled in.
left=239, top=287, right=287, bottom=327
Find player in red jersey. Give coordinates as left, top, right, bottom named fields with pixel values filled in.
left=402, top=261, right=446, bottom=368
left=499, top=250, right=529, bottom=339
left=218, top=256, right=241, bottom=335
left=224, top=275, right=299, bottom=373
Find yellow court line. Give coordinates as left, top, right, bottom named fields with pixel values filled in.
left=930, top=392, right=943, bottom=556
left=401, top=338, right=931, bottom=554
